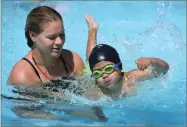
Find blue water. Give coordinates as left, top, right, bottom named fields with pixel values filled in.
left=2, top=1, right=186, bottom=126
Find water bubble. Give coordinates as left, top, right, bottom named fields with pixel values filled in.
left=121, top=112, right=126, bottom=116
left=119, top=104, right=123, bottom=109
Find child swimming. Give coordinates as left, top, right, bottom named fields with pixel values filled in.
left=85, top=15, right=169, bottom=99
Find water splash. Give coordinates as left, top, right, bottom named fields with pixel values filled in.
left=156, top=1, right=174, bottom=23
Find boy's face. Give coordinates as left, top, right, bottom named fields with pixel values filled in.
left=92, top=61, right=122, bottom=89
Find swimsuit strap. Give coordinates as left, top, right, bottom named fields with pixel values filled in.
left=32, top=56, right=53, bottom=80
left=31, top=50, right=54, bottom=80
left=29, top=50, right=74, bottom=81
left=60, top=54, right=74, bottom=74
left=22, top=58, right=42, bottom=82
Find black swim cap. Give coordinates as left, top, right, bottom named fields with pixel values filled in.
left=89, top=44, right=122, bottom=72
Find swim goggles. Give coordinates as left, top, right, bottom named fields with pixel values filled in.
left=91, top=62, right=121, bottom=79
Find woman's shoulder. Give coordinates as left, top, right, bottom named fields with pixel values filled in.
left=61, top=49, right=85, bottom=75
left=61, top=49, right=82, bottom=59
left=8, top=56, right=39, bottom=86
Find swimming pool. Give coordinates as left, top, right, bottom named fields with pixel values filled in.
left=2, top=1, right=186, bottom=126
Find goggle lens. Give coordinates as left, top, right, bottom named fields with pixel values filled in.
left=92, top=64, right=116, bottom=79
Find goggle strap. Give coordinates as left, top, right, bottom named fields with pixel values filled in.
left=114, top=62, right=122, bottom=69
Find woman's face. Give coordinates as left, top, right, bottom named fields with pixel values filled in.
left=34, top=19, right=65, bottom=57
left=93, top=61, right=122, bottom=89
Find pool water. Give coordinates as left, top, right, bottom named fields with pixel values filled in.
left=1, top=1, right=186, bottom=126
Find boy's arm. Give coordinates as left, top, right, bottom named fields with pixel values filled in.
left=85, top=15, right=98, bottom=62
left=127, top=57, right=169, bottom=82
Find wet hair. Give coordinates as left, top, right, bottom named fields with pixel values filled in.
left=89, top=44, right=122, bottom=72
left=25, top=6, right=63, bottom=48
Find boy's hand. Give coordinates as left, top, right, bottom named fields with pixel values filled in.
left=85, top=14, right=99, bottom=31
left=135, top=57, right=152, bottom=70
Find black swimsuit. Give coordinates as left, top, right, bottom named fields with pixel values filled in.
left=21, top=55, right=83, bottom=95
left=22, top=55, right=70, bottom=82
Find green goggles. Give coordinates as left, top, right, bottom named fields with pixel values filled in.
left=91, top=62, right=121, bottom=79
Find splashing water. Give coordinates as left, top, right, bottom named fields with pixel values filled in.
left=2, top=1, right=186, bottom=126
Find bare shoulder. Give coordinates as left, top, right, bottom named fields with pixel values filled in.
left=8, top=58, right=39, bottom=86
left=61, top=49, right=85, bottom=75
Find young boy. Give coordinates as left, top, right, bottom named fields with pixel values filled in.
left=85, top=15, right=169, bottom=99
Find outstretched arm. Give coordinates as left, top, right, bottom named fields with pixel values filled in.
left=85, top=15, right=99, bottom=62
left=127, top=57, right=169, bottom=82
